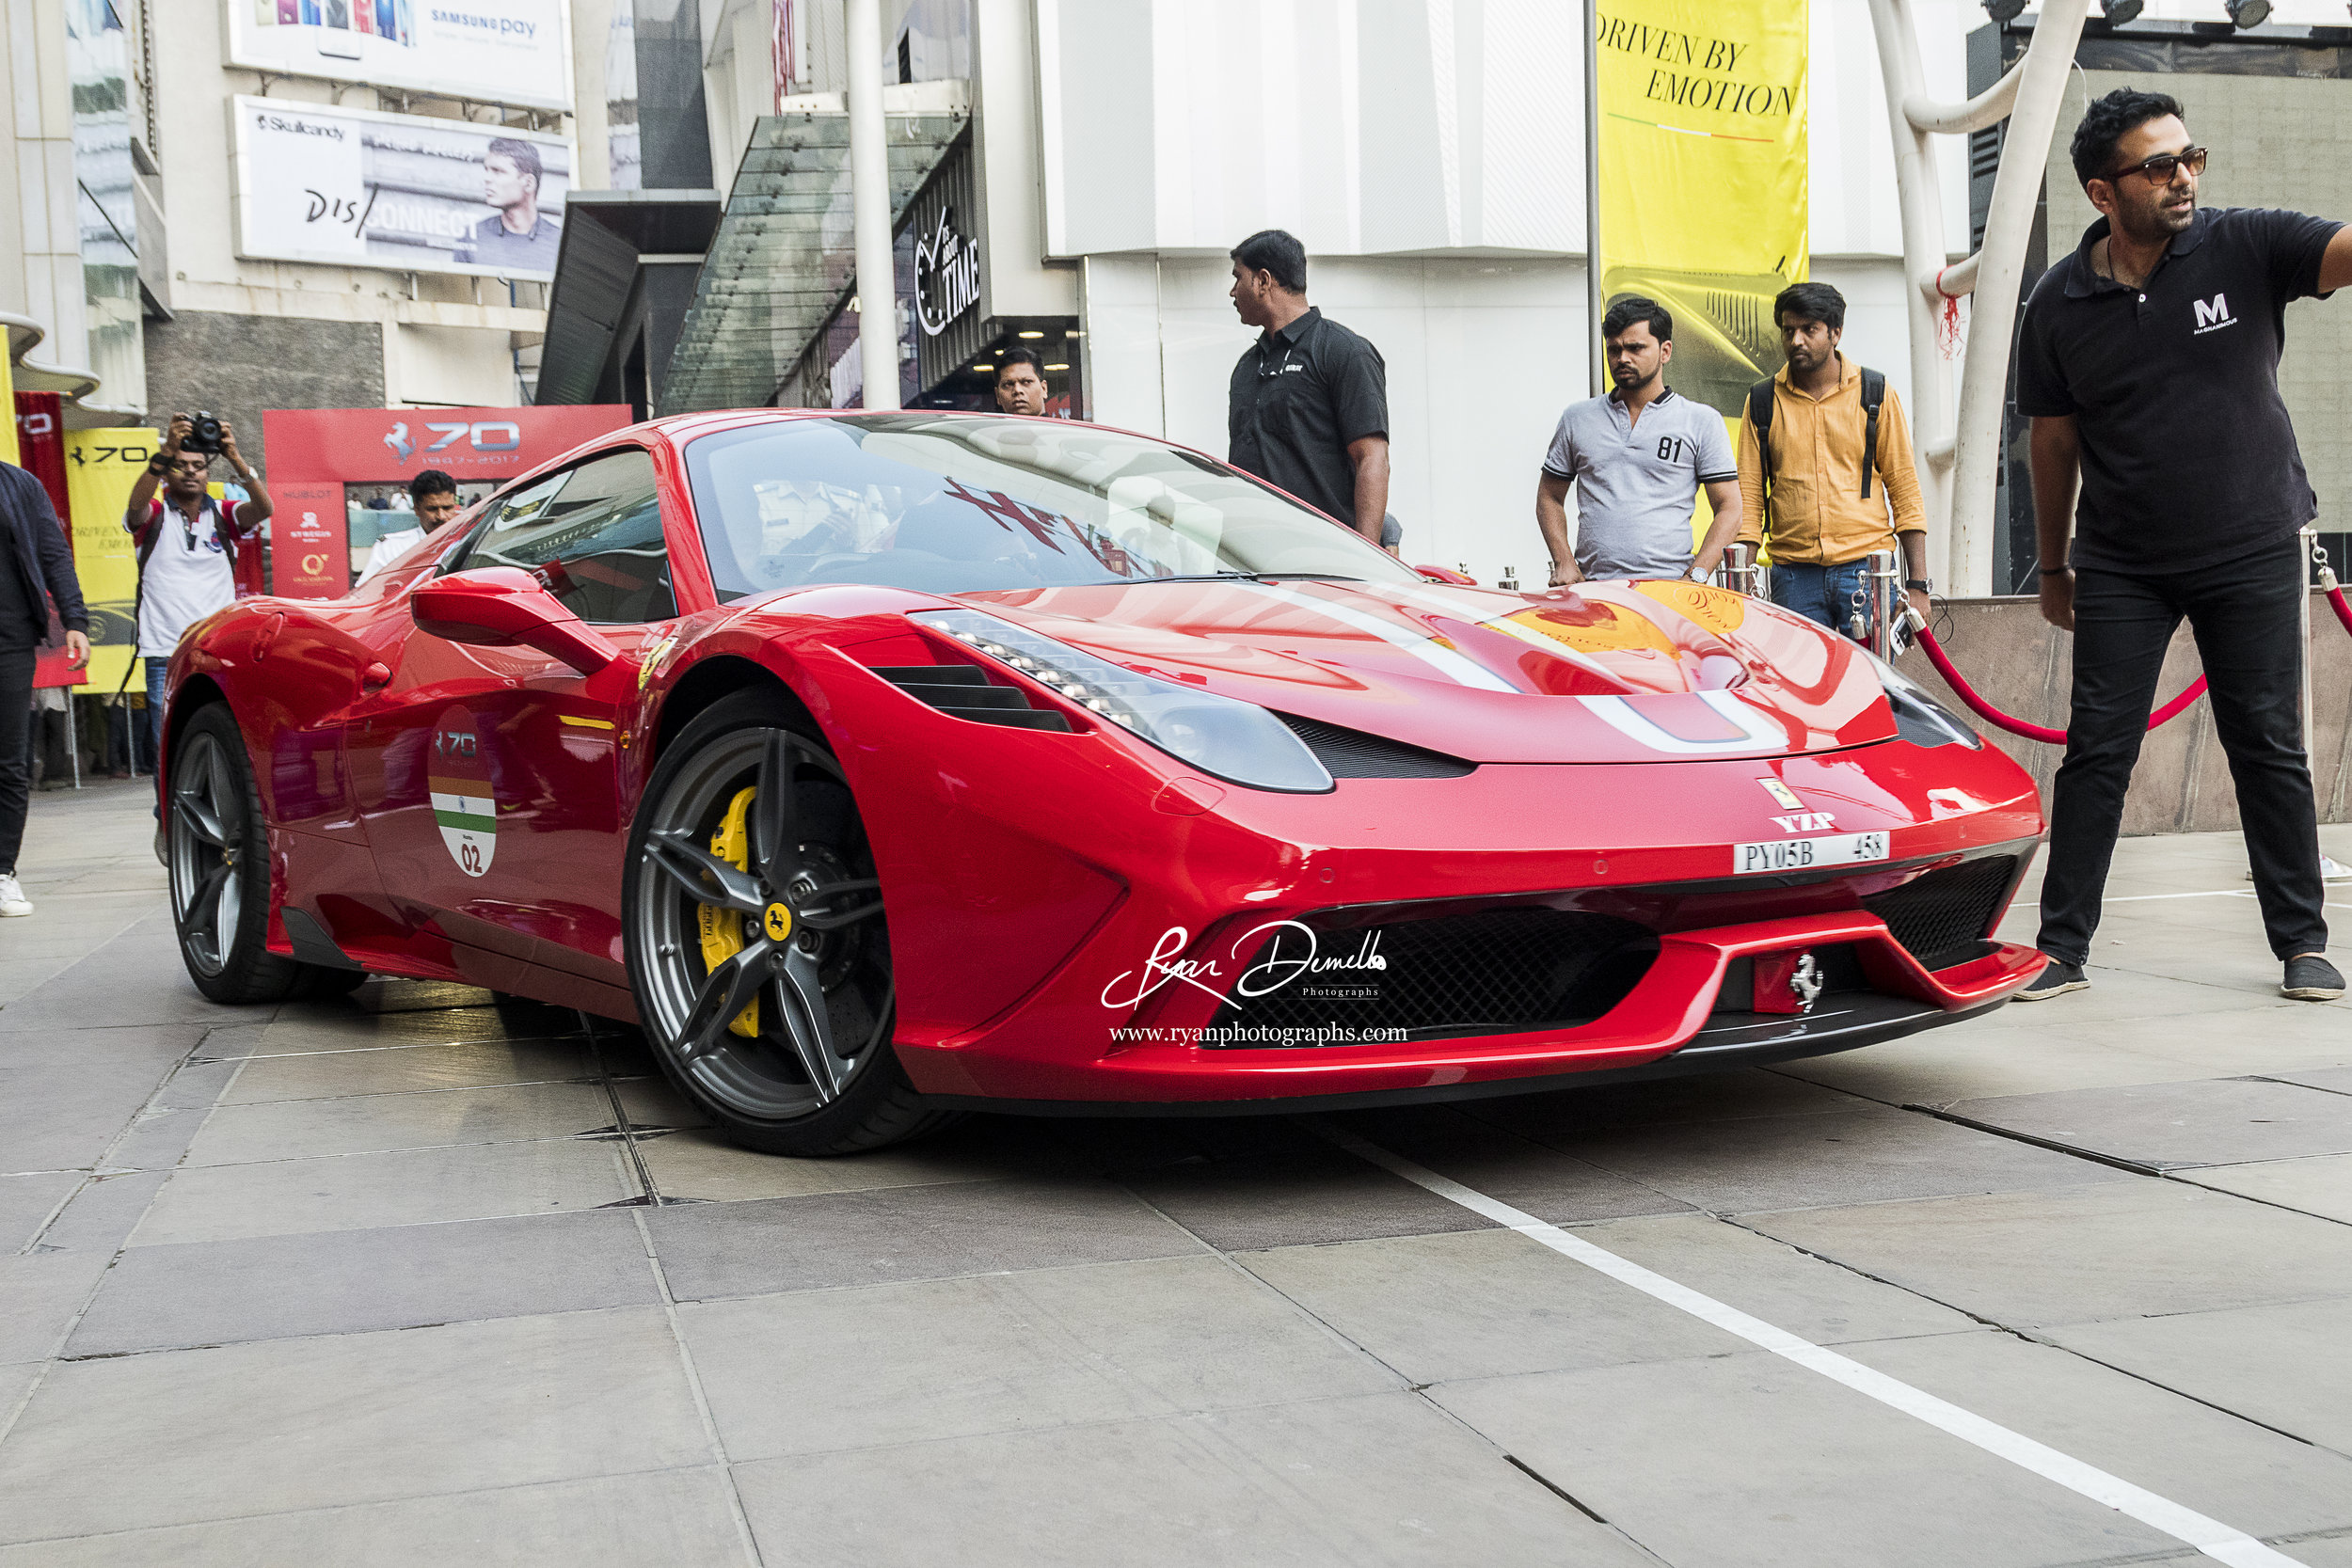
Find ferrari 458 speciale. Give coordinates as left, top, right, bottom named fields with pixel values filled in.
left=161, top=411, right=2045, bottom=1154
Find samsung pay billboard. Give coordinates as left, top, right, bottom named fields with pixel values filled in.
left=227, top=1, right=571, bottom=112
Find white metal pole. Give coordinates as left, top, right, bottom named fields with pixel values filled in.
left=1866, top=0, right=1955, bottom=585
left=847, top=0, right=899, bottom=411
left=1946, top=0, right=2090, bottom=595
left=1581, top=0, right=1604, bottom=399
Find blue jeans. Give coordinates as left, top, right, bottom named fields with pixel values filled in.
left=146, top=657, right=168, bottom=816
left=144, top=657, right=168, bottom=768
left=1769, top=560, right=1873, bottom=640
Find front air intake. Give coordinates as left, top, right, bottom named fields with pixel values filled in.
left=868, top=664, right=1074, bottom=732
left=1862, top=854, right=2019, bottom=971
left=1206, top=908, right=1660, bottom=1045
left=1276, top=714, right=1475, bottom=779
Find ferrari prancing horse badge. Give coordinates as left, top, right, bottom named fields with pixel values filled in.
left=429, top=705, right=497, bottom=878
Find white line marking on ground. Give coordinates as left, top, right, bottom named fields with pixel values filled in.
left=1311, top=1120, right=2312, bottom=1568
left=2106, top=890, right=2250, bottom=901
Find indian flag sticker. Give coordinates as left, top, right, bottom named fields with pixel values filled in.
left=428, top=705, right=497, bottom=878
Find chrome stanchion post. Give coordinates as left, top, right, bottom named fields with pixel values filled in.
left=1855, top=548, right=1898, bottom=654
left=1724, top=543, right=1759, bottom=597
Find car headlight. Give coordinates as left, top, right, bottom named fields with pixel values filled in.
left=1868, top=652, right=1983, bottom=750
left=914, top=608, right=1336, bottom=793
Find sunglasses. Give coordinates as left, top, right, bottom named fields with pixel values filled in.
left=2106, top=147, right=2207, bottom=185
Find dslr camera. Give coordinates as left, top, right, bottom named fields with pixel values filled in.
left=180, top=411, right=227, bottom=457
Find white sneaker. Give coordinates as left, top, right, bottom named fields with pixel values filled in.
left=0, top=874, right=30, bottom=918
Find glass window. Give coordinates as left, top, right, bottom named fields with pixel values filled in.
left=457, top=450, right=676, bottom=624
left=682, top=414, right=1419, bottom=600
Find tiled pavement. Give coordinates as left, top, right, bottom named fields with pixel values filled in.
left=4, top=778, right=2352, bottom=1564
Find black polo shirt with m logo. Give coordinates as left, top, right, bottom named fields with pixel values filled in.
left=2015, top=206, right=2341, bottom=574
left=1227, top=307, right=1389, bottom=530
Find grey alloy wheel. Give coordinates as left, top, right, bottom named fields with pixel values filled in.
left=628, top=720, right=896, bottom=1124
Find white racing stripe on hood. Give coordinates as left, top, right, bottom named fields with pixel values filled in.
left=1374, top=581, right=1621, bottom=685
left=1580, top=689, right=1786, bottom=754
left=1231, top=580, right=1522, bottom=692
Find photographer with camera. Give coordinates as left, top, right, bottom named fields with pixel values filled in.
left=123, top=413, right=271, bottom=784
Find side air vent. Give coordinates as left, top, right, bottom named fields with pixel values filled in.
left=868, top=664, right=1074, bottom=732
left=1276, top=714, right=1475, bottom=779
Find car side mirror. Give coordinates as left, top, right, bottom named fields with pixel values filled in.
left=410, top=566, right=621, bottom=675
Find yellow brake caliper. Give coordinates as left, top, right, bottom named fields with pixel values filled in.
left=695, top=786, right=761, bottom=1037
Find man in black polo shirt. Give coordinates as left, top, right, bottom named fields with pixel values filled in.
left=2015, top=87, right=2347, bottom=1004
left=1226, top=230, right=1390, bottom=542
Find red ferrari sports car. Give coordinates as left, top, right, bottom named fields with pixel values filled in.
left=161, top=410, right=2045, bottom=1154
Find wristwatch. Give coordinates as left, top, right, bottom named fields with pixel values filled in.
left=1904, top=578, right=1931, bottom=594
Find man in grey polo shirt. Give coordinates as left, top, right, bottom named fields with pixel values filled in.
left=1537, top=297, right=1741, bottom=586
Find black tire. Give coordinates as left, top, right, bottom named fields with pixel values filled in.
left=622, top=689, right=959, bottom=1157
left=167, top=702, right=358, bottom=1005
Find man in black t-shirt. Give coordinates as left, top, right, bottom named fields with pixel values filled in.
left=2014, top=87, right=2346, bottom=1005
left=1226, top=230, right=1390, bottom=542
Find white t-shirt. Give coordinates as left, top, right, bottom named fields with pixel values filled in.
left=356, top=526, right=426, bottom=584
left=135, top=498, right=240, bottom=657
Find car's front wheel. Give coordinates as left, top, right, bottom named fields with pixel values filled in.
left=623, top=689, right=954, bottom=1157
left=167, top=703, right=364, bottom=1004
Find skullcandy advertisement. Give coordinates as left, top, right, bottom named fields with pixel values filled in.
left=231, top=98, right=571, bottom=280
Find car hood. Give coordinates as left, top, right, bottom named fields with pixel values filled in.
left=951, top=578, right=1899, bottom=765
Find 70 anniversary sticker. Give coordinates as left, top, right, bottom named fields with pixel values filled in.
left=428, top=705, right=498, bottom=878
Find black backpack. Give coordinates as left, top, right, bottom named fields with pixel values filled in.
left=1747, top=367, right=1886, bottom=534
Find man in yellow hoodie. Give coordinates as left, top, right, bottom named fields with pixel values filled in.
left=1736, top=281, right=1931, bottom=637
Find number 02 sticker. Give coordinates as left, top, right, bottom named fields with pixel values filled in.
left=427, top=704, right=498, bottom=878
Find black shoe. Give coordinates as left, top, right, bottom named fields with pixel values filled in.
left=2015, top=958, right=2090, bottom=1002
left=2282, top=955, right=2345, bottom=1002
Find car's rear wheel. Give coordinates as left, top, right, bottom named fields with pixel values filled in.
left=623, top=689, right=955, bottom=1157
left=168, top=703, right=364, bottom=1004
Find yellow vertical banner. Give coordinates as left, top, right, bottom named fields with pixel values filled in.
left=62, top=429, right=152, bottom=694
left=1594, top=2, right=1809, bottom=420
left=0, top=351, right=17, bottom=467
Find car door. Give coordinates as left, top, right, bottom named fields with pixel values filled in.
left=347, top=449, right=678, bottom=990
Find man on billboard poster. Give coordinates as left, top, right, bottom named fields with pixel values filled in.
left=453, top=138, right=562, bottom=273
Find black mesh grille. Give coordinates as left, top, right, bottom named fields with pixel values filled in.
left=1205, top=909, right=1658, bottom=1044
left=1276, top=715, right=1474, bottom=779
left=1863, top=855, right=2017, bottom=970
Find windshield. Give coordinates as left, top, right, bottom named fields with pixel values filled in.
left=682, top=414, right=1419, bottom=599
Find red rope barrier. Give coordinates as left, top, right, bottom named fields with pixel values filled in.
left=1915, top=626, right=2208, bottom=746
left=2328, top=582, right=2352, bottom=641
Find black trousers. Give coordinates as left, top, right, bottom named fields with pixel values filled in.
left=0, top=646, right=34, bottom=876
left=2039, top=534, right=2328, bottom=965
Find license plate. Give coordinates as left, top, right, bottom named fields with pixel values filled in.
left=1733, top=832, right=1890, bottom=875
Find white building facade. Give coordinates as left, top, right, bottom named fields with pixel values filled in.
left=553, top=0, right=1986, bottom=588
